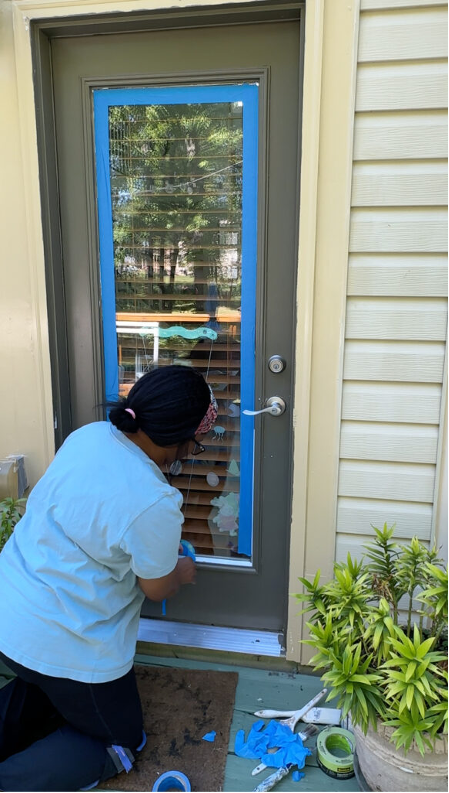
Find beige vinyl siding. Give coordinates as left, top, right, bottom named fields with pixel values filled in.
left=356, top=62, right=447, bottom=112
left=353, top=112, right=447, bottom=161
left=345, top=298, right=447, bottom=340
left=348, top=254, right=447, bottom=296
left=350, top=208, right=447, bottom=252
left=361, top=0, right=447, bottom=9
left=337, top=497, right=433, bottom=540
left=358, top=7, right=448, bottom=62
left=342, top=383, right=443, bottom=423
left=337, top=1, right=448, bottom=561
left=352, top=163, right=447, bottom=207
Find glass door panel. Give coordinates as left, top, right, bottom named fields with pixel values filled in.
left=94, top=85, right=258, bottom=564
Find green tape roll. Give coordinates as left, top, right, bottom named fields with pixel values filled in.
left=316, top=727, right=355, bottom=780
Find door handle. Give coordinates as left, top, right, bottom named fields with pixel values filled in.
left=243, top=396, right=286, bottom=417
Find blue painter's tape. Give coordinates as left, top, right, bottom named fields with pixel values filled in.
left=111, top=744, right=133, bottom=773
left=93, top=84, right=258, bottom=557
left=179, top=539, right=196, bottom=561
left=94, top=92, right=119, bottom=402
left=93, top=84, right=254, bottom=108
left=238, top=84, right=258, bottom=557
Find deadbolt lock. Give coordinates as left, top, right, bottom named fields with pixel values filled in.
left=268, top=355, right=286, bottom=374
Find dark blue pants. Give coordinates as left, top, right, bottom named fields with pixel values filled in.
left=0, top=652, right=144, bottom=791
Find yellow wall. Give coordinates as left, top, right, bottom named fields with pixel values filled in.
left=0, top=0, right=54, bottom=485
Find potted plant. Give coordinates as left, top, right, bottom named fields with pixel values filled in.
left=295, top=524, right=448, bottom=792
left=0, top=497, right=26, bottom=552
left=0, top=497, right=26, bottom=681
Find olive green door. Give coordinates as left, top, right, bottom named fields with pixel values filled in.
left=50, top=18, right=301, bottom=633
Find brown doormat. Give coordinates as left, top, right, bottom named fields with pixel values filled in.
left=100, top=664, right=238, bottom=792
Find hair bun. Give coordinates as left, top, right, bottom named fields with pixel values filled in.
left=109, top=404, right=139, bottom=433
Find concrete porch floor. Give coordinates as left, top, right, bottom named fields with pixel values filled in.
left=134, top=651, right=361, bottom=792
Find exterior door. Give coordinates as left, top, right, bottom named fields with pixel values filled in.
left=50, top=19, right=301, bottom=633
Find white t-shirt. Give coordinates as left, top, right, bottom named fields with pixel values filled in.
left=0, top=422, right=183, bottom=683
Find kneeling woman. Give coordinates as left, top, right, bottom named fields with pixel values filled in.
left=0, top=366, right=217, bottom=791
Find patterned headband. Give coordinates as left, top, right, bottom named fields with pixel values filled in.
left=195, top=386, right=218, bottom=435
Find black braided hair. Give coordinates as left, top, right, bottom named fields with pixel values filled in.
left=108, top=365, right=210, bottom=447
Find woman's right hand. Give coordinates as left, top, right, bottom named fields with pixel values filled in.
left=176, top=555, right=196, bottom=585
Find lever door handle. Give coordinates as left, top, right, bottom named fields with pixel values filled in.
left=243, top=397, right=286, bottom=417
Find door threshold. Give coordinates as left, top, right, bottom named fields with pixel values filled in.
left=138, top=618, right=285, bottom=657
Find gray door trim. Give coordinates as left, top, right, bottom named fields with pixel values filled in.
left=34, top=1, right=302, bottom=38
left=33, top=30, right=72, bottom=447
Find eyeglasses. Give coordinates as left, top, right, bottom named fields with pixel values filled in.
left=190, top=440, right=206, bottom=456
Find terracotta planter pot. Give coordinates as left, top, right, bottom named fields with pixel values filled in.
left=353, top=721, right=448, bottom=792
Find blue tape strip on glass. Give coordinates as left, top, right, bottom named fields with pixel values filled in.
left=93, top=83, right=258, bottom=560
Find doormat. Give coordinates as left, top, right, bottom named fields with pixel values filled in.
left=100, top=664, right=238, bottom=792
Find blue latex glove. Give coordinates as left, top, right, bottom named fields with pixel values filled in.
left=202, top=731, right=216, bottom=742
left=234, top=720, right=311, bottom=769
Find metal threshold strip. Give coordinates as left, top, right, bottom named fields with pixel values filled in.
left=138, top=618, right=285, bottom=657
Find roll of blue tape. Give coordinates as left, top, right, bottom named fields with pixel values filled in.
left=179, top=540, right=196, bottom=560
left=152, top=770, right=191, bottom=792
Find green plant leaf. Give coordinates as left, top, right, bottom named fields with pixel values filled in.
left=405, top=662, right=417, bottom=681
left=385, top=682, right=404, bottom=698
left=350, top=643, right=362, bottom=674
left=416, top=637, right=436, bottom=659
left=414, top=691, right=426, bottom=720
left=388, top=638, right=416, bottom=660
left=355, top=687, right=368, bottom=717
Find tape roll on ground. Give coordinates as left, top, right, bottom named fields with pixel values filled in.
left=152, top=770, right=191, bottom=791
left=316, top=727, right=355, bottom=780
